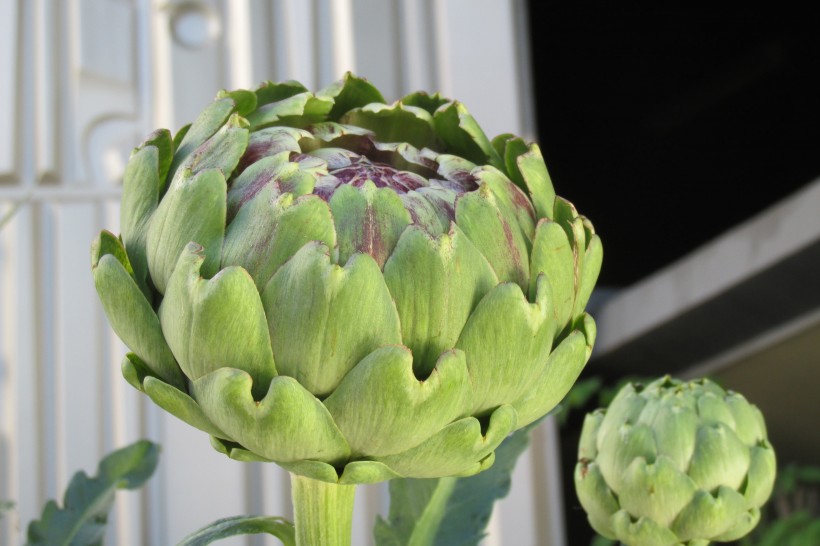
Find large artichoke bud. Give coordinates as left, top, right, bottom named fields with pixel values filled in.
left=91, top=73, right=601, bottom=485
left=575, top=377, right=777, bottom=546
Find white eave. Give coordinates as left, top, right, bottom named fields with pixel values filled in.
left=590, top=175, right=820, bottom=376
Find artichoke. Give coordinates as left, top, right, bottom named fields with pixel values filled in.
left=91, top=73, right=601, bottom=485
left=575, top=377, right=777, bottom=546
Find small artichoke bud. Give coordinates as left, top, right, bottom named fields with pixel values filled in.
left=575, top=376, right=776, bottom=546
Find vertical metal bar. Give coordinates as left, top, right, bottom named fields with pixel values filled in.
left=34, top=0, right=59, bottom=182
left=531, top=418, right=568, bottom=546
left=396, top=0, right=438, bottom=93
left=315, top=0, right=356, bottom=86
left=226, top=0, right=255, bottom=89
left=0, top=0, right=20, bottom=181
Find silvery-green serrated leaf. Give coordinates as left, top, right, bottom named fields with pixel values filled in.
left=374, top=421, right=538, bottom=546
left=374, top=478, right=456, bottom=546
left=26, top=441, right=159, bottom=546
left=175, top=515, right=295, bottom=546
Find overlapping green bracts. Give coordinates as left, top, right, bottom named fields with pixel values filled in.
left=92, top=73, right=601, bottom=484
left=575, top=377, right=776, bottom=546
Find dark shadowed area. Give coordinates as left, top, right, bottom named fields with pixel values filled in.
left=527, top=4, right=820, bottom=286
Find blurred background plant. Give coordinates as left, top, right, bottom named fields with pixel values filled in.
left=0, top=441, right=159, bottom=546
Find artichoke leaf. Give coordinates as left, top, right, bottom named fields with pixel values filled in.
left=254, top=80, right=309, bottom=107
left=648, top=403, right=698, bottom=472
left=456, top=277, right=555, bottom=416
left=529, top=218, right=575, bottom=325
left=91, top=232, right=185, bottom=389
left=399, top=91, right=449, bottom=116
left=146, top=168, right=227, bottom=293
left=324, top=347, right=470, bottom=458
left=382, top=224, right=498, bottom=376
left=618, top=456, right=698, bottom=527
left=472, top=166, right=536, bottom=245
left=455, top=184, right=529, bottom=291
left=340, top=102, right=439, bottom=150
left=596, top=384, right=649, bottom=449
left=743, top=441, right=776, bottom=506
left=512, top=326, right=589, bottom=428
left=223, top=189, right=336, bottom=290
left=141, top=129, right=175, bottom=184
left=168, top=95, right=241, bottom=181
left=215, top=88, right=257, bottom=116
left=234, top=126, right=312, bottom=175
left=120, top=141, right=166, bottom=298
left=329, top=181, right=412, bottom=268
left=687, top=422, right=751, bottom=492
left=121, top=350, right=227, bottom=438
left=611, top=510, right=682, bottom=546
left=670, top=486, right=748, bottom=542
left=143, top=374, right=229, bottom=439
left=399, top=191, right=449, bottom=235
left=159, top=243, right=276, bottom=400
left=371, top=141, right=440, bottom=176
left=337, top=461, right=402, bottom=485
left=578, top=410, right=605, bottom=461
left=697, top=392, right=737, bottom=427
left=712, top=508, right=761, bottom=542
left=318, top=71, right=386, bottom=121
left=210, top=436, right=273, bottom=463
left=192, top=370, right=350, bottom=464
left=726, top=393, right=768, bottom=445
left=435, top=151, right=477, bottom=178
left=432, top=101, right=503, bottom=169
left=598, top=423, right=658, bottom=494
left=374, top=405, right=516, bottom=479
left=261, top=242, right=402, bottom=397
left=574, top=233, right=603, bottom=320
left=226, top=152, right=314, bottom=219
left=515, top=143, right=556, bottom=221
left=247, top=92, right=333, bottom=130
left=574, top=461, right=619, bottom=538
left=168, top=113, right=249, bottom=189
left=490, top=133, right=527, bottom=187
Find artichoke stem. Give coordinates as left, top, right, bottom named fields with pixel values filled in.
left=291, top=473, right=356, bottom=546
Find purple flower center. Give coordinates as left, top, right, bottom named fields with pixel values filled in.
left=329, top=158, right=426, bottom=193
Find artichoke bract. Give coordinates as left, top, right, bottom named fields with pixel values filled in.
left=91, top=73, right=601, bottom=484
left=575, top=377, right=776, bottom=546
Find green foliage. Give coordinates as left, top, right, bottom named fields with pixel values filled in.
left=374, top=420, right=538, bottom=546
left=175, top=515, right=295, bottom=546
left=746, top=511, right=820, bottom=546
left=26, top=440, right=159, bottom=546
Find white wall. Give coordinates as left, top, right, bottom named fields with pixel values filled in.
left=0, top=1, right=564, bottom=544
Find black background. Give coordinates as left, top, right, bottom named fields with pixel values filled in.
left=527, top=4, right=820, bottom=287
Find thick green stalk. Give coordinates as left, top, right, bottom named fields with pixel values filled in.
left=291, top=473, right=356, bottom=546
